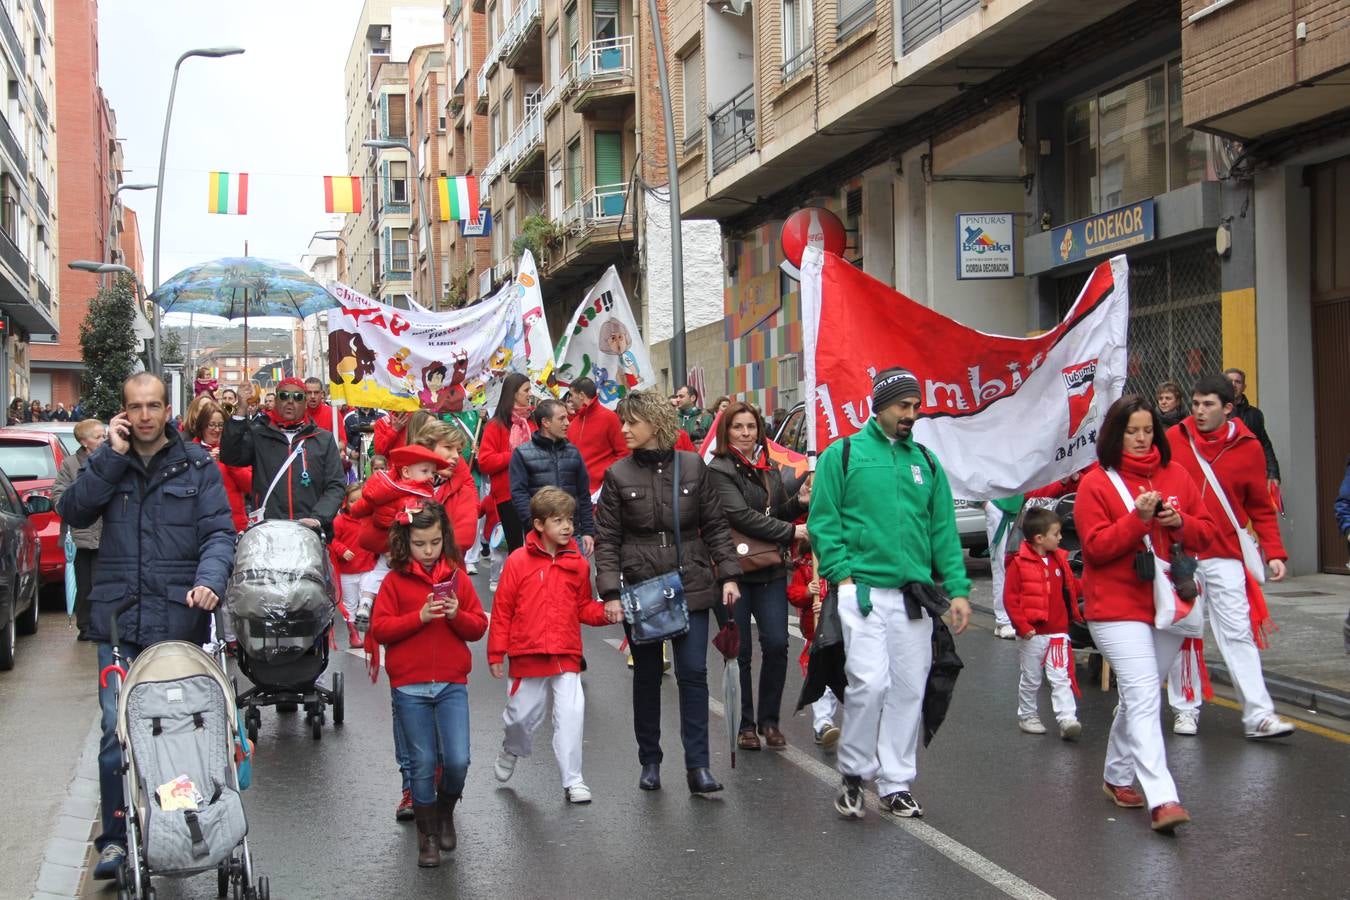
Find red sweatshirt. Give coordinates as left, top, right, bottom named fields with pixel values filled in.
left=787, top=556, right=824, bottom=675
left=569, top=400, right=629, bottom=491
left=369, top=558, right=488, bottom=687
left=1004, top=542, right=1083, bottom=637
left=433, top=462, right=479, bottom=553
left=477, top=417, right=534, bottom=505
left=330, top=509, right=377, bottom=575
left=1166, top=418, right=1286, bottom=562
left=350, top=470, right=435, bottom=554
left=195, top=438, right=251, bottom=532
left=308, top=402, right=341, bottom=446
left=1075, top=448, right=1218, bottom=625
left=1026, top=462, right=1100, bottom=500
left=372, top=415, right=408, bottom=458
left=487, top=531, right=609, bottom=678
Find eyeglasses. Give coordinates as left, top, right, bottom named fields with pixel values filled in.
left=276, top=391, right=305, bottom=402
left=206, top=421, right=225, bottom=430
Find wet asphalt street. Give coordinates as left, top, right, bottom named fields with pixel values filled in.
left=12, top=563, right=1343, bottom=900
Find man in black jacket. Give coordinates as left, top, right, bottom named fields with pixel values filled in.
left=221, top=376, right=345, bottom=536
left=1224, top=368, right=1281, bottom=484
left=509, top=398, right=594, bottom=554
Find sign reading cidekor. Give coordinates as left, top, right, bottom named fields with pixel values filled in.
left=956, top=213, right=1016, bottom=280
left=1051, top=199, right=1155, bottom=266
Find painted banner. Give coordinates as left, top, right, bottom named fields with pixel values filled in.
left=552, top=266, right=656, bottom=407
left=514, top=251, right=557, bottom=397
left=326, top=282, right=524, bottom=412
left=800, top=247, right=1129, bottom=500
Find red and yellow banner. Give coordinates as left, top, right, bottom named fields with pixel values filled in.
left=324, top=176, right=362, bottom=214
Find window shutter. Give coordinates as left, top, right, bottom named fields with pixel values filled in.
left=567, top=140, right=582, bottom=201
left=594, top=131, right=623, bottom=187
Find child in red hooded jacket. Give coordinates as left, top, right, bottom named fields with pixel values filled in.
left=486, top=487, right=614, bottom=804
left=787, top=539, right=840, bottom=750
left=331, top=482, right=377, bottom=648
left=1005, top=507, right=1084, bottom=740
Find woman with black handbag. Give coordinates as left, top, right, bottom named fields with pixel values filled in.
left=595, top=391, right=743, bottom=795
left=707, top=401, right=808, bottom=751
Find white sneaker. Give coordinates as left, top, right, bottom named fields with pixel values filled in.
left=564, top=783, right=592, bottom=804
left=494, top=749, right=518, bottom=782
left=465, top=562, right=478, bottom=575
left=1245, top=715, right=1295, bottom=740
left=354, top=597, right=373, bottom=630
left=1059, top=718, right=1082, bottom=740
left=1018, top=715, right=1046, bottom=734
left=1173, top=711, right=1199, bottom=736
left=489, top=579, right=499, bottom=593
left=993, top=623, right=1017, bottom=640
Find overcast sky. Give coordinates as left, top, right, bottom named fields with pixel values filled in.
left=99, top=0, right=365, bottom=326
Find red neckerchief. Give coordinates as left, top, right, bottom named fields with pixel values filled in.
left=1117, top=446, right=1162, bottom=480
left=730, top=444, right=771, bottom=471
left=1184, top=417, right=1236, bottom=462
left=266, top=407, right=308, bottom=429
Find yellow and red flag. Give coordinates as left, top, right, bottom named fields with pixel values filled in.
left=324, top=176, right=362, bottom=214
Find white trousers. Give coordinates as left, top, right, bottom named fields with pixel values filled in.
left=812, top=691, right=839, bottom=732
left=1167, top=557, right=1275, bottom=730
left=1017, top=633, right=1077, bottom=723
left=338, top=573, right=365, bottom=622
left=464, top=516, right=485, bottom=565
left=1089, top=620, right=1184, bottom=807
left=359, top=555, right=392, bottom=599
left=501, top=671, right=586, bottom=789
left=837, top=586, right=932, bottom=795
left=985, top=504, right=1010, bottom=626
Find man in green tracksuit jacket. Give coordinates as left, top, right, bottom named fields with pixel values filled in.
left=808, top=367, right=971, bottom=821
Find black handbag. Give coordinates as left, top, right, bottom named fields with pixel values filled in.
left=620, top=453, right=690, bottom=645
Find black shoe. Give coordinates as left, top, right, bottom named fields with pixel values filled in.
left=686, top=767, right=723, bottom=795
left=835, top=775, right=865, bottom=819
left=639, top=763, right=661, bottom=791
left=880, top=790, right=923, bottom=818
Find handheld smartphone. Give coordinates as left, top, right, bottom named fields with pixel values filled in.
left=431, top=573, right=459, bottom=603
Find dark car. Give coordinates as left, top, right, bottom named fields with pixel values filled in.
left=0, top=467, right=46, bottom=670
left=0, top=429, right=68, bottom=583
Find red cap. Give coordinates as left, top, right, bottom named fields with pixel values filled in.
left=389, top=444, right=445, bottom=470
left=276, top=377, right=306, bottom=394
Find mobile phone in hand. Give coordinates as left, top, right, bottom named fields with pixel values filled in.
left=431, top=573, right=459, bottom=603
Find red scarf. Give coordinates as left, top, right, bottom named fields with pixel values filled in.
left=1117, top=446, right=1162, bottom=480
left=267, top=407, right=307, bottom=429
left=730, top=444, right=771, bottom=471
left=1186, top=418, right=1236, bottom=462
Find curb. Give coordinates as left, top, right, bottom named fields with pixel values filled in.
left=31, top=713, right=100, bottom=900
left=967, top=600, right=1350, bottom=721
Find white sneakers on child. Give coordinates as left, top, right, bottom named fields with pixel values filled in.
left=1018, top=715, right=1047, bottom=734
left=993, top=623, right=1017, bottom=640
left=493, top=750, right=518, bottom=782
left=354, top=597, right=373, bottom=630
left=1173, top=710, right=1200, bottom=736
left=1059, top=718, right=1082, bottom=740
left=564, top=783, right=592, bottom=804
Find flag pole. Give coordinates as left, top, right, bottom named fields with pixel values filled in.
left=644, top=0, right=685, bottom=387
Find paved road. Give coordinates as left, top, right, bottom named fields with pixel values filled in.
left=6, top=567, right=1346, bottom=900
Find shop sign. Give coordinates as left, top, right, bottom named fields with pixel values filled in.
left=956, top=213, right=1016, bottom=280
left=1052, top=199, right=1154, bottom=266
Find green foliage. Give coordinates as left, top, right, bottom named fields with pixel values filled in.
left=162, top=329, right=184, bottom=366
left=78, top=275, right=141, bottom=421
left=510, top=214, right=566, bottom=260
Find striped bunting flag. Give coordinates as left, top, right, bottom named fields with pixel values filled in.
left=207, top=172, right=248, bottom=215
left=324, top=176, right=362, bottom=214
left=438, top=176, right=479, bottom=221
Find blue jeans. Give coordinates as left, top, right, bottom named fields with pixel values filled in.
left=628, top=609, right=711, bottom=769
left=732, top=578, right=790, bottom=729
left=97, top=641, right=142, bottom=850
left=391, top=694, right=411, bottom=792
left=391, top=682, right=471, bottom=805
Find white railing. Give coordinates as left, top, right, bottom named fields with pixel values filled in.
left=482, top=89, right=544, bottom=184
left=477, top=65, right=488, bottom=103
left=574, top=35, right=634, bottom=90
left=501, top=0, right=542, bottom=63
left=560, top=183, right=627, bottom=232
left=494, top=257, right=515, bottom=282
left=542, top=67, right=571, bottom=114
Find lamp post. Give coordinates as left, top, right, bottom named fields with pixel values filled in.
left=363, top=138, right=438, bottom=310
left=151, top=47, right=245, bottom=298
left=645, top=0, right=686, bottom=386
left=68, top=260, right=157, bottom=373
left=311, top=230, right=348, bottom=282
left=106, top=183, right=157, bottom=279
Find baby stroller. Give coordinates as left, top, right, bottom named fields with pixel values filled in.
left=102, top=599, right=267, bottom=900
left=225, top=520, right=344, bottom=743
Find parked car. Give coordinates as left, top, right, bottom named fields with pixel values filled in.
left=0, top=467, right=45, bottom=670
left=11, top=421, right=79, bottom=456
left=0, top=429, right=67, bottom=583
left=772, top=402, right=988, bottom=552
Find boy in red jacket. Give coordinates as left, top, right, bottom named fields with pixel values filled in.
left=369, top=501, right=487, bottom=868
left=331, top=483, right=376, bottom=648
left=1005, top=507, right=1084, bottom=740
left=487, top=487, right=614, bottom=804
left=787, top=541, right=840, bottom=750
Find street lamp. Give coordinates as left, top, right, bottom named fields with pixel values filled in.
left=106, top=182, right=157, bottom=281
left=68, top=260, right=158, bottom=373
left=151, top=47, right=245, bottom=298
left=645, top=0, right=686, bottom=385
left=311, top=230, right=348, bottom=284
left=363, top=138, right=439, bottom=310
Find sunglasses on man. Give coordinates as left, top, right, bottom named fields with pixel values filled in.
left=276, top=391, right=306, bottom=402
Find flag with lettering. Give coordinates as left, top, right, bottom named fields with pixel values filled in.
left=324, top=176, right=362, bottom=214
left=207, top=172, right=248, bottom=214
left=800, top=247, right=1129, bottom=499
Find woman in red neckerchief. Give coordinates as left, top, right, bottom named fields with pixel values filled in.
left=187, top=398, right=251, bottom=532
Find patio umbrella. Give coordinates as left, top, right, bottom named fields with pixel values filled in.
left=63, top=530, right=77, bottom=619
left=711, top=604, right=742, bottom=769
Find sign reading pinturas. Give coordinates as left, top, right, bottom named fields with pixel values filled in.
left=956, top=213, right=1016, bottom=280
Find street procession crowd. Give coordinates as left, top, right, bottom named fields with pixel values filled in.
left=48, top=355, right=1345, bottom=876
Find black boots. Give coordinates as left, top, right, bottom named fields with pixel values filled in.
left=413, top=805, right=440, bottom=867
left=436, top=793, right=459, bottom=851
left=686, top=767, right=723, bottom=795
left=639, top=763, right=661, bottom=791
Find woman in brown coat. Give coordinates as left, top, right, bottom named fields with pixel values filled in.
left=596, top=391, right=743, bottom=795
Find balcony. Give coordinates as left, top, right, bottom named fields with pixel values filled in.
left=34, top=276, right=50, bottom=313
left=543, top=184, right=633, bottom=281
left=502, top=0, right=542, bottom=70
left=569, top=36, right=634, bottom=114
left=493, top=257, right=515, bottom=283
left=781, top=45, right=813, bottom=83
left=32, top=0, right=46, bottom=37
left=0, top=2, right=23, bottom=70
left=449, top=0, right=462, bottom=19
left=709, top=85, right=755, bottom=175
left=35, top=182, right=49, bottom=218
left=900, top=0, right=979, bottom=55
left=0, top=112, right=25, bottom=172
left=475, top=67, right=489, bottom=113
left=0, top=228, right=28, bottom=281
left=33, top=91, right=48, bottom=129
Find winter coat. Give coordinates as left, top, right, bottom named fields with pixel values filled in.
left=372, top=414, right=408, bottom=458
left=594, top=448, right=742, bottom=612
left=1336, top=456, right=1350, bottom=538
left=1075, top=449, right=1218, bottom=626
left=478, top=417, right=535, bottom=506
left=307, top=402, right=341, bottom=444
left=706, top=449, right=804, bottom=584
left=1004, top=543, right=1083, bottom=637
left=433, top=462, right=480, bottom=554
left=194, top=439, right=252, bottom=533
left=53, top=448, right=101, bottom=550
left=787, top=556, right=822, bottom=675
left=220, top=416, right=345, bottom=535
left=569, top=400, right=628, bottom=489
left=1166, top=417, right=1287, bottom=562
left=509, top=433, right=594, bottom=535
left=1230, top=396, right=1280, bottom=481
left=330, top=510, right=377, bottom=575
left=350, top=470, right=435, bottom=554
left=807, top=417, right=972, bottom=599
left=486, top=531, right=609, bottom=678
left=55, top=428, right=236, bottom=646
left=676, top=406, right=713, bottom=443
left=369, top=557, right=487, bottom=687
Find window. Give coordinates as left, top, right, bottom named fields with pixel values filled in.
left=389, top=160, right=408, bottom=204
left=564, top=3, right=579, bottom=62
left=593, top=0, right=619, bottom=41
left=783, top=0, right=813, bottom=80
left=836, top=0, right=873, bottom=37
left=489, top=106, right=500, bottom=154
left=682, top=47, right=703, bottom=148
left=386, top=93, right=407, bottom=137
left=548, top=27, right=562, bottom=84
left=566, top=138, right=582, bottom=203
left=392, top=228, right=410, bottom=271
left=436, top=85, right=447, bottom=131
left=487, top=3, right=497, bottom=45
left=594, top=131, right=623, bottom=188
left=549, top=153, right=565, bottom=216
left=1063, top=60, right=1213, bottom=221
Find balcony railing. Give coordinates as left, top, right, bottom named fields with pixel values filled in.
left=32, top=0, right=46, bottom=37
left=449, top=0, right=462, bottom=20
left=483, top=89, right=545, bottom=184
left=477, top=66, right=488, bottom=106
left=709, top=85, right=756, bottom=175
left=33, top=90, right=48, bottom=128
left=781, top=45, right=813, bottom=82
left=0, top=113, right=25, bottom=171
left=0, top=229, right=29, bottom=281
left=36, top=181, right=48, bottom=217
left=500, top=0, right=542, bottom=67
left=899, top=0, right=979, bottom=54
left=559, top=183, right=627, bottom=232
left=493, top=257, right=515, bottom=283
left=574, top=36, right=633, bottom=90
left=35, top=276, right=50, bottom=312
left=0, top=2, right=24, bottom=70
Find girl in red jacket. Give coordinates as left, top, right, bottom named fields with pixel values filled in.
left=487, top=487, right=613, bottom=803
left=476, top=373, right=535, bottom=553
left=1005, top=507, right=1084, bottom=740
left=1075, top=395, right=1217, bottom=834
left=787, top=542, right=839, bottom=750
left=331, top=483, right=376, bottom=648
left=369, top=501, right=487, bottom=868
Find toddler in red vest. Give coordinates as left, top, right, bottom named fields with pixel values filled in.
left=1004, top=507, right=1084, bottom=740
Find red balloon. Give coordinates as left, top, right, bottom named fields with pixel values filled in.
left=780, top=207, right=847, bottom=267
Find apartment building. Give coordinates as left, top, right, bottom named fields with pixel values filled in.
left=439, top=0, right=492, bottom=305
left=408, top=43, right=451, bottom=305
left=0, top=0, right=59, bottom=410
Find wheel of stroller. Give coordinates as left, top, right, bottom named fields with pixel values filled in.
left=311, top=715, right=323, bottom=740
left=246, top=720, right=258, bottom=744
left=257, top=875, right=271, bottom=900
left=332, top=672, right=345, bottom=726
left=218, top=863, right=229, bottom=897
left=117, top=889, right=130, bottom=900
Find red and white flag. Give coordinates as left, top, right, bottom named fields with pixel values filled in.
left=800, top=247, right=1129, bottom=500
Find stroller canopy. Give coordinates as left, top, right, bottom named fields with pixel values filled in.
left=225, top=521, right=335, bottom=662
